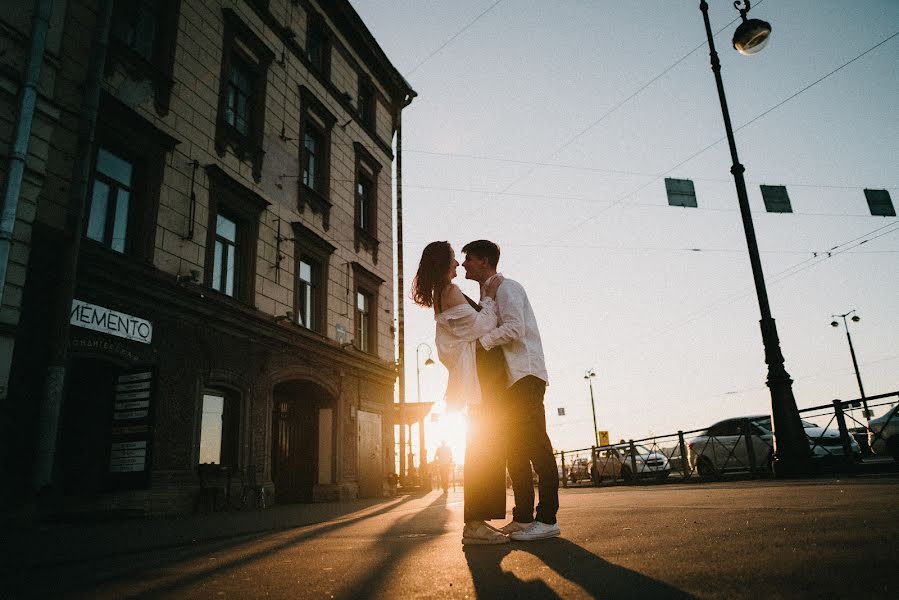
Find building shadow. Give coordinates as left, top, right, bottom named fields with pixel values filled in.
left=9, top=494, right=422, bottom=598
left=464, top=537, right=695, bottom=600
left=340, top=493, right=453, bottom=597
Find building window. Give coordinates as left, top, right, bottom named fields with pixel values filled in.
left=302, top=126, right=323, bottom=192
left=106, top=0, right=181, bottom=115
left=355, top=291, right=371, bottom=352
left=111, top=0, right=159, bottom=61
left=297, top=257, right=317, bottom=328
left=82, top=94, right=177, bottom=261
left=356, top=175, right=373, bottom=233
left=298, top=86, right=336, bottom=229
left=86, top=147, right=133, bottom=254
left=353, top=142, right=382, bottom=262
left=292, top=222, right=335, bottom=335
left=204, top=165, right=270, bottom=303
left=212, top=213, right=238, bottom=297
left=351, top=262, right=384, bottom=355
left=215, top=9, right=273, bottom=182
left=224, top=57, right=254, bottom=136
left=306, top=14, right=330, bottom=77
left=199, top=389, right=239, bottom=468
left=358, top=77, right=375, bottom=129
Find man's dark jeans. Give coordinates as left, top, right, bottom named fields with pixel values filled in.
left=506, top=375, right=559, bottom=525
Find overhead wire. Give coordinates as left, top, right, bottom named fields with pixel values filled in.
left=403, top=0, right=506, bottom=77
left=599, top=222, right=899, bottom=351
left=398, top=181, right=897, bottom=219
left=402, top=149, right=898, bottom=192
left=541, top=28, right=899, bottom=244
left=491, top=4, right=759, bottom=196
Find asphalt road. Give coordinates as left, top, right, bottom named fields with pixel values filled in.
left=6, top=476, right=896, bottom=599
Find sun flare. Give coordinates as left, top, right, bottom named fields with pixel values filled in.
left=430, top=410, right=469, bottom=465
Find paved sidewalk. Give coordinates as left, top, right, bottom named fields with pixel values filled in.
left=2, top=476, right=897, bottom=598
left=1, top=492, right=422, bottom=571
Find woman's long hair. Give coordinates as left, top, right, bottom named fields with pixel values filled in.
left=411, top=241, right=452, bottom=308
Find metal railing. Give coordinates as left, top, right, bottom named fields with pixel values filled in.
left=553, top=390, right=898, bottom=487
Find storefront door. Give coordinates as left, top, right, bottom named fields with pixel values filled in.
left=58, top=359, right=117, bottom=494
left=357, top=410, right=382, bottom=497
left=272, top=380, right=333, bottom=504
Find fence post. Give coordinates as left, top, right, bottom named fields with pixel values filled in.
left=677, top=431, right=690, bottom=479
left=628, top=440, right=638, bottom=485
left=741, top=418, right=758, bottom=475
left=560, top=451, right=567, bottom=488
left=833, top=399, right=856, bottom=472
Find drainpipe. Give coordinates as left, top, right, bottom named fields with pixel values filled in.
left=0, top=0, right=53, bottom=306
left=33, top=0, right=114, bottom=493
left=394, top=87, right=416, bottom=485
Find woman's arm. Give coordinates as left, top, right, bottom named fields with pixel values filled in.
left=442, top=297, right=498, bottom=342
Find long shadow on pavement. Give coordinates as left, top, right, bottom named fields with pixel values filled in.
left=7, top=494, right=424, bottom=598
left=340, top=493, right=453, bottom=598
left=464, top=537, right=696, bottom=600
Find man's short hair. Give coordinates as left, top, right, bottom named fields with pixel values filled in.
left=462, top=239, right=500, bottom=268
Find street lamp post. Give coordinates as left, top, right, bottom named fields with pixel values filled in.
left=585, top=370, right=599, bottom=448
left=415, top=343, right=435, bottom=481
left=698, top=0, right=811, bottom=476
left=831, top=310, right=869, bottom=421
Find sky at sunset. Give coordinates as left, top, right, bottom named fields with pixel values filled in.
left=353, top=0, right=898, bottom=458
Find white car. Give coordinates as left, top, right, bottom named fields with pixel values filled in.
left=590, top=444, right=671, bottom=482
left=688, top=415, right=861, bottom=477
left=566, top=457, right=591, bottom=483
left=868, top=405, right=899, bottom=461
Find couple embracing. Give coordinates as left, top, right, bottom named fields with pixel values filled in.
left=412, top=240, right=560, bottom=545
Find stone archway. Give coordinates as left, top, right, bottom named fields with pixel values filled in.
left=271, top=380, right=335, bottom=504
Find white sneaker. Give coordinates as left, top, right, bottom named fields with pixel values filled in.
left=510, top=521, right=561, bottom=541
left=498, top=520, right=531, bottom=535
left=462, top=523, right=510, bottom=545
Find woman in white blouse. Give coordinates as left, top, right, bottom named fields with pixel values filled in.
left=412, top=241, right=508, bottom=545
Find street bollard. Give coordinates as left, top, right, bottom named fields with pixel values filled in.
left=560, top=451, right=567, bottom=488
left=678, top=431, right=690, bottom=479
left=741, top=418, right=758, bottom=475
left=628, top=440, right=639, bottom=485
left=833, top=399, right=856, bottom=472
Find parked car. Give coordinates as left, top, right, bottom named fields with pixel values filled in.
left=566, top=457, right=591, bottom=483
left=868, top=405, right=899, bottom=461
left=688, top=415, right=862, bottom=477
left=589, top=444, right=671, bottom=482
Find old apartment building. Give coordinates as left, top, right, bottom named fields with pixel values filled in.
left=0, top=0, right=415, bottom=514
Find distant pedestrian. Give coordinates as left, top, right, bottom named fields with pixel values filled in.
left=435, top=441, right=453, bottom=493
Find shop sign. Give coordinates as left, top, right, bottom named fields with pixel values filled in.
left=108, top=370, right=154, bottom=482
left=110, top=441, right=147, bottom=473
left=70, top=299, right=153, bottom=344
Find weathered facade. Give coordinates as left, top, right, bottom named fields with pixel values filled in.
left=0, top=0, right=414, bottom=514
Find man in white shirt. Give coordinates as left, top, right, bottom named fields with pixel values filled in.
left=462, top=240, right=560, bottom=541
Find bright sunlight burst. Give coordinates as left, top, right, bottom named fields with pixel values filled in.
left=429, top=409, right=469, bottom=465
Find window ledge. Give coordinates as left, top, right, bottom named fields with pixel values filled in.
left=215, top=121, right=265, bottom=182
left=298, top=184, right=332, bottom=229
left=203, top=285, right=256, bottom=309
left=105, top=39, right=174, bottom=116
left=354, top=227, right=379, bottom=263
